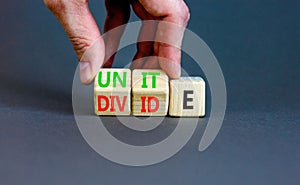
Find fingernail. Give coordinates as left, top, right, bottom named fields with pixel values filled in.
left=79, top=61, right=93, bottom=85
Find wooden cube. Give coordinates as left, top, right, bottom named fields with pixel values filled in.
left=169, top=77, right=205, bottom=117
left=132, top=70, right=169, bottom=116
left=94, top=69, right=131, bottom=115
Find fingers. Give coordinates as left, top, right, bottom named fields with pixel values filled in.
left=103, top=0, right=131, bottom=68
left=139, top=0, right=190, bottom=79
left=131, top=41, right=155, bottom=69
left=131, top=1, right=157, bottom=69
left=44, top=0, right=104, bottom=84
left=153, top=22, right=184, bottom=78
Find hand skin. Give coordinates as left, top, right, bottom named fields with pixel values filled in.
left=44, top=0, right=190, bottom=85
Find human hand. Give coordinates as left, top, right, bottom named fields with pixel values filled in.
left=44, top=0, right=190, bottom=84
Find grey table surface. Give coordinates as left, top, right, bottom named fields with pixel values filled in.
left=0, top=0, right=299, bottom=184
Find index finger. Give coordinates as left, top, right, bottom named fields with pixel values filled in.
left=139, top=0, right=190, bottom=78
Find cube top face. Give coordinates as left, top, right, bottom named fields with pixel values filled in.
left=132, top=70, right=169, bottom=116
left=169, top=77, right=206, bottom=117
left=94, top=68, right=131, bottom=92
left=172, top=77, right=205, bottom=83
left=132, top=69, right=169, bottom=94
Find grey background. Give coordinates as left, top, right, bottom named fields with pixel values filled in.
left=0, top=0, right=299, bottom=184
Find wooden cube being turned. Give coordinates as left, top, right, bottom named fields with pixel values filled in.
left=94, top=69, right=131, bottom=115
left=132, top=70, right=169, bottom=116
left=169, top=77, right=205, bottom=117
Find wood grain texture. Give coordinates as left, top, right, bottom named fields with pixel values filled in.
left=132, top=69, right=169, bottom=116
left=169, top=77, right=205, bottom=117
left=94, top=69, right=131, bottom=115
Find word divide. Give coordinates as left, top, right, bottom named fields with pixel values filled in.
left=94, top=69, right=205, bottom=117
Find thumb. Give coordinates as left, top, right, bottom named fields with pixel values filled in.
left=44, top=0, right=105, bottom=85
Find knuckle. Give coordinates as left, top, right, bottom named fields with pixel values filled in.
left=180, top=3, right=190, bottom=24
left=69, top=36, right=92, bottom=59
left=185, top=8, right=191, bottom=22
left=169, top=1, right=190, bottom=25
